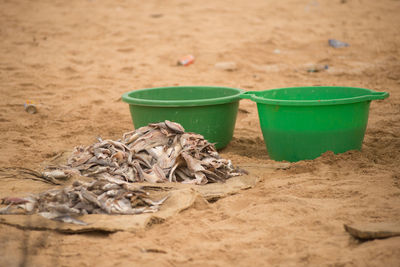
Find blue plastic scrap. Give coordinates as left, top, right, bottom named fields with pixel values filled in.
left=328, top=39, right=349, bottom=48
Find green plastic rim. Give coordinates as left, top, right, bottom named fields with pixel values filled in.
left=240, top=86, right=389, bottom=106
left=122, top=86, right=244, bottom=107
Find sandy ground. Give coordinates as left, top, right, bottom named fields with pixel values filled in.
left=1, top=0, right=400, bottom=266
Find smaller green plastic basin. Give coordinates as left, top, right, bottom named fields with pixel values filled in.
left=240, top=86, right=389, bottom=162
left=122, top=86, right=243, bottom=149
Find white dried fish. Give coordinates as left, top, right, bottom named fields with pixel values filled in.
left=124, top=132, right=141, bottom=144
left=175, top=169, right=192, bottom=182
left=147, top=146, right=164, bottom=160
left=39, top=212, right=88, bottom=226
left=101, top=173, right=129, bottom=185
left=73, top=201, right=95, bottom=213
left=165, top=120, right=185, bottom=133
left=54, top=215, right=88, bottom=225
left=106, top=190, right=120, bottom=197
left=86, top=166, right=109, bottom=175
left=112, top=151, right=126, bottom=162
left=42, top=170, right=71, bottom=180
left=168, top=163, right=179, bottom=182
left=68, top=147, right=92, bottom=167
left=125, top=167, right=136, bottom=182
left=80, top=188, right=102, bottom=207
left=194, top=172, right=207, bottom=185
left=132, top=153, right=152, bottom=168
left=46, top=203, right=80, bottom=215
left=152, top=164, right=167, bottom=181
left=102, top=183, right=121, bottom=191
left=142, top=194, right=169, bottom=206
left=181, top=153, right=205, bottom=173
left=135, top=162, right=161, bottom=183
left=0, top=204, right=12, bottom=214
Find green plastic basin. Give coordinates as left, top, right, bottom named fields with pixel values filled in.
left=240, top=86, right=389, bottom=162
left=122, top=86, right=243, bottom=149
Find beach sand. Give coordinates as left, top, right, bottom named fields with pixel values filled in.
left=0, top=0, right=399, bottom=266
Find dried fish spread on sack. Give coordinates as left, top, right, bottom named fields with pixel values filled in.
left=66, top=120, right=245, bottom=185
left=0, top=121, right=245, bottom=225
left=1, top=180, right=168, bottom=225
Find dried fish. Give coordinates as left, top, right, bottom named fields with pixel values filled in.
left=131, top=130, right=170, bottom=153
left=53, top=215, right=88, bottom=225
left=0, top=204, right=12, bottom=214
left=181, top=153, right=205, bottom=173
left=112, top=151, right=126, bottom=162
left=68, top=147, right=92, bottom=167
left=175, top=169, right=192, bottom=182
left=152, top=164, right=167, bottom=181
left=1, top=179, right=169, bottom=224
left=135, top=163, right=161, bottom=183
left=136, top=153, right=154, bottom=168
left=142, top=194, right=169, bottom=206
left=46, top=203, right=80, bottom=215
left=81, top=188, right=102, bottom=208
left=194, top=172, right=207, bottom=185
left=42, top=169, right=71, bottom=180
left=102, top=183, right=121, bottom=191
left=1, top=197, right=30, bottom=205
left=165, top=120, right=185, bottom=133
left=124, top=132, right=141, bottom=144
left=168, top=163, right=179, bottom=182
left=39, top=212, right=88, bottom=226
left=101, top=173, right=129, bottom=185
left=19, top=121, right=245, bottom=192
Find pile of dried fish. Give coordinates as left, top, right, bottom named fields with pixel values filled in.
left=0, top=180, right=168, bottom=225
left=61, top=120, right=244, bottom=185
left=0, top=121, right=244, bottom=225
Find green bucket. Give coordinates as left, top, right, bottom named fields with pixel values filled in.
left=122, top=86, right=243, bottom=149
left=240, top=86, right=389, bottom=162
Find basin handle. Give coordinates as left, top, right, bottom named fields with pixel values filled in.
left=240, top=91, right=257, bottom=99
left=368, top=91, right=389, bottom=100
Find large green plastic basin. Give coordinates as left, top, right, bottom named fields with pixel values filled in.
left=240, top=86, right=389, bottom=162
left=122, top=86, right=243, bottom=149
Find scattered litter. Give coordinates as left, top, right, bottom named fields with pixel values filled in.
left=304, top=1, right=319, bottom=12
left=215, top=62, right=238, bottom=71
left=328, top=39, right=349, bottom=48
left=24, top=100, right=37, bottom=114
left=177, top=55, right=195, bottom=66
left=306, top=64, right=329, bottom=73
